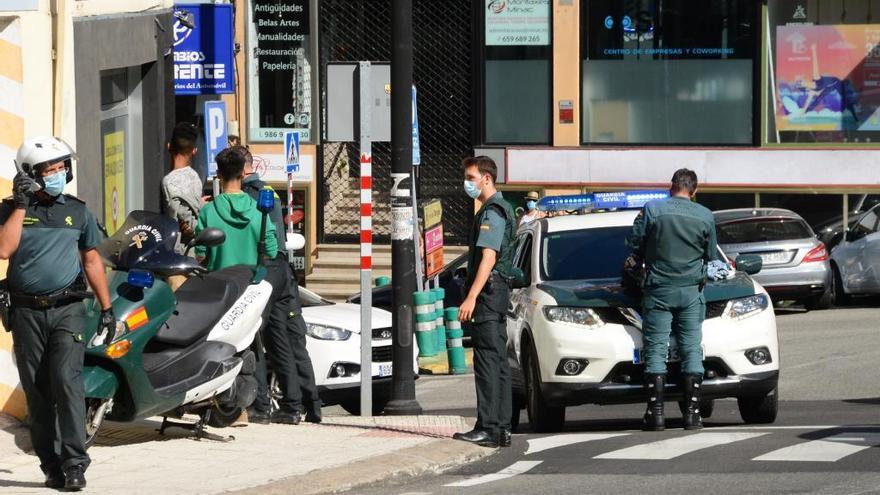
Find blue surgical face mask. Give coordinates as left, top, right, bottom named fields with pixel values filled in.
left=464, top=180, right=482, bottom=199
left=42, top=171, right=66, bottom=197
left=526, top=200, right=537, bottom=211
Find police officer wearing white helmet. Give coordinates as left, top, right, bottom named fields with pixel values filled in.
left=1, top=137, right=114, bottom=490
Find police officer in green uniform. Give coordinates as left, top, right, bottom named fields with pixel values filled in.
left=626, top=168, right=717, bottom=432
left=453, top=156, right=515, bottom=448
left=1, top=137, right=115, bottom=490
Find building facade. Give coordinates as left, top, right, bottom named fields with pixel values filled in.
left=0, top=0, right=175, bottom=419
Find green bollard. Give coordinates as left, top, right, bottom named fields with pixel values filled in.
left=444, top=307, right=467, bottom=374
left=433, top=288, right=446, bottom=352
left=413, top=291, right=437, bottom=357
left=375, top=276, right=391, bottom=287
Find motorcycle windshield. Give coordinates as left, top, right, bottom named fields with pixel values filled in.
left=98, top=210, right=200, bottom=275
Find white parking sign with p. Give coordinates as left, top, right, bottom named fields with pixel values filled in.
left=204, top=101, right=228, bottom=177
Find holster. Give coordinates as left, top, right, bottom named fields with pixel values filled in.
left=0, top=280, right=10, bottom=332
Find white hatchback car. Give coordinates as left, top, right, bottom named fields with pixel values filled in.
left=297, top=287, right=418, bottom=415
left=508, top=194, right=780, bottom=432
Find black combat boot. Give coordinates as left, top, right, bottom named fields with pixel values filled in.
left=682, top=374, right=704, bottom=430
left=643, top=373, right=666, bottom=431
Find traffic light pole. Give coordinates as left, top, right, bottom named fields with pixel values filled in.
left=384, top=0, right=422, bottom=416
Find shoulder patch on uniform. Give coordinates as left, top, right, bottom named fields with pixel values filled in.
left=480, top=224, right=491, bottom=231
left=63, top=194, right=86, bottom=204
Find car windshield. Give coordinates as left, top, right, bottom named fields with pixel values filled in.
left=717, top=218, right=812, bottom=244
left=298, top=287, right=333, bottom=307
left=541, top=226, right=632, bottom=281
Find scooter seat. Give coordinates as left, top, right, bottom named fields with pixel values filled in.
left=152, top=265, right=254, bottom=347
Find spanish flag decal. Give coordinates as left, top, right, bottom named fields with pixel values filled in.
left=126, top=307, right=149, bottom=331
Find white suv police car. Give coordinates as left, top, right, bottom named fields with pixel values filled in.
left=508, top=192, right=780, bottom=432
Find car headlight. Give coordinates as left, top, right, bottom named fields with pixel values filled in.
left=306, top=324, right=352, bottom=341
left=723, top=294, right=770, bottom=320
left=542, top=306, right=605, bottom=329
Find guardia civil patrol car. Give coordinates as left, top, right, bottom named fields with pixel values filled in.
left=508, top=192, right=780, bottom=432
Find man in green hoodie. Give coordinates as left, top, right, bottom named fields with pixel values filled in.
left=195, top=148, right=277, bottom=269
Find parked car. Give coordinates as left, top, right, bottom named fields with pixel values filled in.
left=297, top=287, right=418, bottom=415
left=714, top=208, right=832, bottom=310
left=347, top=253, right=473, bottom=338
left=813, top=194, right=880, bottom=247
left=829, top=202, right=880, bottom=304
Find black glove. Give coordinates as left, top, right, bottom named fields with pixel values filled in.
left=98, top=308, right=117, bottom=343
left=12, top=172, right=38, bottom=209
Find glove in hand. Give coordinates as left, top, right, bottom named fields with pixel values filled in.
left=98, top=308, right=117, bottom=343
left=12, top=173, right=38, bottom=209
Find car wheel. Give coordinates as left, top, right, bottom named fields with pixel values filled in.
left=804, top=288, right=833, bottom=311
left=737, top=387, right=778, bottom=424
left=832, top=264, right=851, bottom=306
left=525, top=343, right=565, bottom=433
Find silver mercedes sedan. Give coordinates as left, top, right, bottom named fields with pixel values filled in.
left=714, top=208, right=832, bottom=310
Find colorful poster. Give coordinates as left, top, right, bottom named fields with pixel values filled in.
left=485, top=0, right=550, bottom=46
left=103, top=131, right=126, bottom=235
left=776, top=24, right=880, bottom=131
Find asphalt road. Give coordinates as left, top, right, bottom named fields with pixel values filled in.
left=343, top=304, right=880, bottom=495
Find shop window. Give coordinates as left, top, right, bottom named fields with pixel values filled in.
left=481, top=1, right=552, bottom=144
left=768, top=0, right=880, bottom=144
left=246, top=0, right=314, bottom=143
left=582, top=0, right=758, bottom=145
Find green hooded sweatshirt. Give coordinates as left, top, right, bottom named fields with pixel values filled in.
left=195, top=192, right=277, bottom=272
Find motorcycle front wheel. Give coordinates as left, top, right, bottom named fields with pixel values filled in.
left=84, top=398, right=108, bottom=448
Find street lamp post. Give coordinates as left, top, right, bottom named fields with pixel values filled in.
left=384, top=0, right=422, bottom=416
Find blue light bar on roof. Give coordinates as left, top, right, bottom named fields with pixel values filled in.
left=537, top=193, right=595, bottom=212
left=536, top=190, right=668, bottom=212
left=593, top=190, right=669, bottom=210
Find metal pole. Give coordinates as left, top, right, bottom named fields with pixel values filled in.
left=385, top=0, right=422, bottom=416
left=359, top=62, right=373, bottom=417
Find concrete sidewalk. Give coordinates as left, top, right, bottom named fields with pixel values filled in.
left=0, top=413, right=493, bottom=494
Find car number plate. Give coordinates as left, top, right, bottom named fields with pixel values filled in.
left=378, top=363, right=393, bottom=377
left=634, top=346, right=681, bottom=364
left=759, top=251, right=791, bottom=264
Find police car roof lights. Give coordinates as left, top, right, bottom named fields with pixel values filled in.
left=537, top=190, right=669, bottom=213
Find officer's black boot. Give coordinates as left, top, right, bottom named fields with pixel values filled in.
left=643, top=373, right=666, bottom=431
left=682, top=374, right=704, bottom=430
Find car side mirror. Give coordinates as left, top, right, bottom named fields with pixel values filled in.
left=735, top=254, right=762, bottom=275
left=509, top=267, right=530, bottom=289
left=190, top=227, right=226, bottom=248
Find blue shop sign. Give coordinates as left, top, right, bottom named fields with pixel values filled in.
left=173, top=4, right=235, bottom=95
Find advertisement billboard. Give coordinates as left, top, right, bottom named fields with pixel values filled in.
left=485, top=0, right=550, bottom=46
left=776, top=24, right=880, bottom=131
left=173, top=4, right=235, bottom=95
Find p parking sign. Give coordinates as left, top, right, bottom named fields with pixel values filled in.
left=204, top=100, right=228, bottom=177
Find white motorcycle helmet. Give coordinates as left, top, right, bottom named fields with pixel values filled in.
left=14, top=136, right=76, bottom=186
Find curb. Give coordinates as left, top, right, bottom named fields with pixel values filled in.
left=230, top=437, right=494, bottom=495
left=419, top=348, right=474, bottom=375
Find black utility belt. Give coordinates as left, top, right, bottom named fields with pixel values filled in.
left=10, top=288, right=92, bottom=310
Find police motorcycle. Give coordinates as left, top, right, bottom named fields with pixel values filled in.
left=80, top=192, right=277, bottom=446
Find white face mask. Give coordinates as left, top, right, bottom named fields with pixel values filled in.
left=464, top=180, right=482, bottom=199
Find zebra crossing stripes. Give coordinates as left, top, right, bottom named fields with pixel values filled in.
left=444, top=461, right=543, bottom=487
left=594, top=432, right=768, bottom=460
left=526, top=433, right=631, bottom=456
left=753, top=432, right=880, bottom=462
